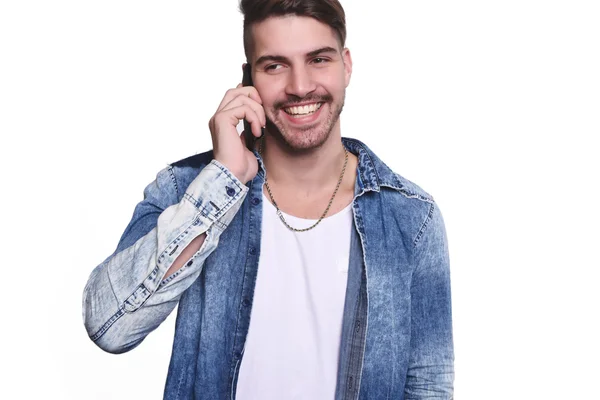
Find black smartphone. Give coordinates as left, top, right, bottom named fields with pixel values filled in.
left=242, top=63, right=255, bottom=151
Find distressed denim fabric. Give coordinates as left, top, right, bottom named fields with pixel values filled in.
left=83, top=138, right=454, bottom=399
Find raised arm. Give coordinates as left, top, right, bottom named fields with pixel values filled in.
left=82, top=83, right=267, bottom=354
left=82, top=160, right=248, bottom=353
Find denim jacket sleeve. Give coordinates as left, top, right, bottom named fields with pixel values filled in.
left=82, top=159, right=248, bottom=354
left=405, top=202, right=454, bottom=398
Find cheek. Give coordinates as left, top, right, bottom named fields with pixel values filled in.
left=317, top=69, right=346, bottom=93
left=255, top=82, right=283, bottom=108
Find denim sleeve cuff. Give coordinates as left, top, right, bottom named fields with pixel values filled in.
left=152, top=159, right=248, bottom=284
left=83, top=159, right=250, bottom=352
left=182, top=159, right=248, bottom=229
left=106, top=160, right=248, bottom=312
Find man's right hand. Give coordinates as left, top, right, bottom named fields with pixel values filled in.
left=209, top=84, right=266, bottom=183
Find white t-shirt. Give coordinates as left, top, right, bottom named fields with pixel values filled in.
left=235, top=193, right=353, bottom=400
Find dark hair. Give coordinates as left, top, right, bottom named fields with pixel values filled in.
left=239, top=0, right=347, bottom=62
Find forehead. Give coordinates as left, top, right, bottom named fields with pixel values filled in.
left=250, top=15, right=340, bottom=61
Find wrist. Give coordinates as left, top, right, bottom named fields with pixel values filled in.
left=212, top=159, right=246, bottom=183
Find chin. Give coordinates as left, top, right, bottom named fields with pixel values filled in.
left=268, top=101, right=344, bottom=152
left=279, top=127, right=330, bottom=151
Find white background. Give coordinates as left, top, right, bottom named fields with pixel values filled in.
left=1, top=0, right=599, bottom=399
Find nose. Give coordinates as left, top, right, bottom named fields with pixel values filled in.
left=285, top=65, right=316, bottom=98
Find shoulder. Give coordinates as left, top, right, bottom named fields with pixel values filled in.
left=389, top=171, right=434, bottom=204
left=344, top=137, right=443, bottom=245
left=169, top=149, right=215, bottom=171
left=166, top=149, right=215, bottom=201
left=343, top=137, right=434, bottom=203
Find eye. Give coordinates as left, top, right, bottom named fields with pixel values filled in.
left=312, top=57, right=329, bottom=64
left=265, top=64, right=283, bottom=71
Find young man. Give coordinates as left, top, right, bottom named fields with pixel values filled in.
left=83, top=0, right=454, bottom=398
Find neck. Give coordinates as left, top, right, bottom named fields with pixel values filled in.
left=260, top=129, right=345, bottom=194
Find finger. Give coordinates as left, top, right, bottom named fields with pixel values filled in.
left=220, top=95, right=266, bottom=127
left=216, top=86, right=263, bottom=112
left=243, top=86, right=263, bottom=106
left=221, top=105, right=264, bottom=138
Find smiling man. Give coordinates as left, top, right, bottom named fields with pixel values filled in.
left=83, top=1, right=454, bottom=399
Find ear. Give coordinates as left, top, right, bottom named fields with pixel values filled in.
left=342, top=48, right=353, bottom=87
left=242, top=62, right=247, bottom=72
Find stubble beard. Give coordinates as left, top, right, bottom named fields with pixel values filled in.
left=265, top=91, right=345, bottom=153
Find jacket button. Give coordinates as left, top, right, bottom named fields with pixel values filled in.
left=186, top=259, right=193, bottom=267
left=251, top=197, right=260, bottom=205
left=249, top=247, right=256, bottom=255
left=242, top=298, right=251, bottom=307
left=234, top=352, right=242, bottom=360
left=226, top=186, right=235, bottom=196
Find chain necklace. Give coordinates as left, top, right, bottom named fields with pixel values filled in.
left=260, top=139, right=349, bottom=232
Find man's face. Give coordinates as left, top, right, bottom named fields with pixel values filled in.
left=249, top=15, right=352, bottom=151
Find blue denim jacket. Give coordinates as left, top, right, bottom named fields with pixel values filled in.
left=83, top=138, right=454, bottom=399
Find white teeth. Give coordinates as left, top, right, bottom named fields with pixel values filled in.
left=284, top=103, right=322, bottom=116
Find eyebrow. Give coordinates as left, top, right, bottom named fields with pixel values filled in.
left=255, top=46, right=338, bottom=66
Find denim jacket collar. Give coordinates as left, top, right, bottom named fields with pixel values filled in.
left=253, top=137, right=433, bottom=202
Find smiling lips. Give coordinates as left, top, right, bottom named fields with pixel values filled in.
left=283, top=102, right=323, bottom=117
